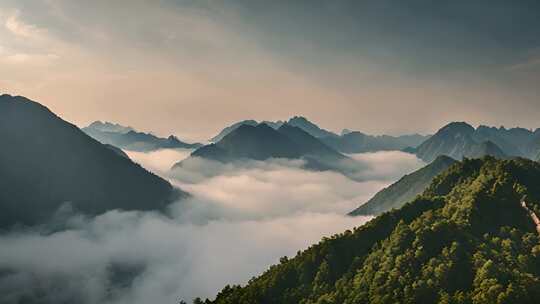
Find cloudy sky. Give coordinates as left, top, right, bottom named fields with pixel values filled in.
left=1, top=0, right=539, bottom=141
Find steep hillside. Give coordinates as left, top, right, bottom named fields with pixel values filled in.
left=349, top=155, right=457, bottom=216
left=467, top=140, right=508, bottom=159
left=210, top=120, right=259, bottom=142
left=207, top=157, right=540, bottom=304
left=415, top=122, right=508, bottom=162
left=0, top=94, right=183, bottom=229
left=287, top=116, right=338, bottom=138
left=474, top=125, right=532, bottom=157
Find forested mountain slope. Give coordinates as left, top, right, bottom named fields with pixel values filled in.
left=349, top=155, right=457, bottom=216
left=207, top=157, right=540, bottom=304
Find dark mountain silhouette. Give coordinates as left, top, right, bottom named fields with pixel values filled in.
left=174, top=123, right=360, bottom=177
left=193, top=124, right=303, bottom=161
left=414, top=122, right=540, bottom=162
left=414, top=122, right=510, bottom=162
left=210, top=116, right=430, bottom=153
left=210, top=119, right=259, bottom=142
left=83, top=122, right=201, bottom=152
left=207, top=157, right=540, bottom=303
left=0, top=94, right=184, bottom=229
left=286, top=116, right=338, bottom=138
left=261, top=120, right=285, bottom=130
left=104, top=144, right=130, bottom=159
left=277, top=124, right=345, bottom=159
left=209, top=116, right=335, bottom=142
left=349, top=155, right=457, bottom=216
left=321, top=131, right=430, bottom=154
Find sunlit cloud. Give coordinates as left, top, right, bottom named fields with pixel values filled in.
left=0, top=1, right=539, bottom=139
left=5, top=10, right=46, bottom=39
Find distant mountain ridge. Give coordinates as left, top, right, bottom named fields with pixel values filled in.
left=83, top=121, right=201, bottom=152
left=87, top=121, right=134, bottom=133
left=210, top=119, right=259, bottom=142
left=209, top=116, right=335, bottom=142
left=0, top=94, right=184, bottom=229
left=175, top=123, right=361, bottom=179
left=321, top=131, right=430, bottom=153
left=349, top=155, right=457, bottom=216
left=210, top=116, right=431, bottom=153
left=287, top=116, right=338, bottom=138
left=412, top=122, right=538, bottom=162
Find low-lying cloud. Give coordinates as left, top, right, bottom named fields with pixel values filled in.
left=0, top=150, right=425, bottom=303
left=347, top=151, right=426, bottom=180
left=125, top=149, right=193, bottom=175
left=0, top=210, right=367, bottom=304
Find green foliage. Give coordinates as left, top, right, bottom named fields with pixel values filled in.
left=350, top=155, right=457, bottom=216
left=207, top=157, right=540, bottom=304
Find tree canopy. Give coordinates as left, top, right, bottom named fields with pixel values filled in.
left=205, top=157, right=540, bottom=304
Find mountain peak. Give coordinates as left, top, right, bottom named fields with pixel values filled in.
left=288, top=115, right=309, bottom=122
left=255, top=122, right=275, bottom=130
left=181, top=119, right=351, bottom=177
left=0, top=93, right=14, bottom=99
left=287, top=116, right=338, bottom=138
left=438, top=121, right=475, bottom=135
left=86, top=120, right=134, bottom=134
left=209, top=120, right=259, bottom=142
left=0, top=95, right=182, bottom=228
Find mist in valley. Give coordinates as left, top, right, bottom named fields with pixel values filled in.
left=0, top=149, right=424, bottom=303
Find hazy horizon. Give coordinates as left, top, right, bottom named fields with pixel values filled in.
left=3, top=2, right=540, bottom=303
left=2, top=0, right=540, bottom=142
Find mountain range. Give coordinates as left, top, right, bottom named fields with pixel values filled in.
left=320, top=131, right=429, bottom=154
left=210, top=116, right=430, bottom=154
left=0, top=94, right=184, bottom=229
left=349, top=155, right=457, bottom=216
left=206, top=156, right=540, bottom=303
left=83, top=121, right=202, bottom=152
left=352, top=121, right=540, bottom=217
left=411, top=122, right=540, bottom=162
left=174, top=123, right=362, bottom=179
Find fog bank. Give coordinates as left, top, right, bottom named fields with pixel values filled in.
left=0, top=150, right=424, bottom=303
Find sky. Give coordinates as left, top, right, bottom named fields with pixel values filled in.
left=1, top=0, right=540, bottom=141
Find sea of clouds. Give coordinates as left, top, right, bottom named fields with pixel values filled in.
left=0, top=149, right=424, bottom=304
